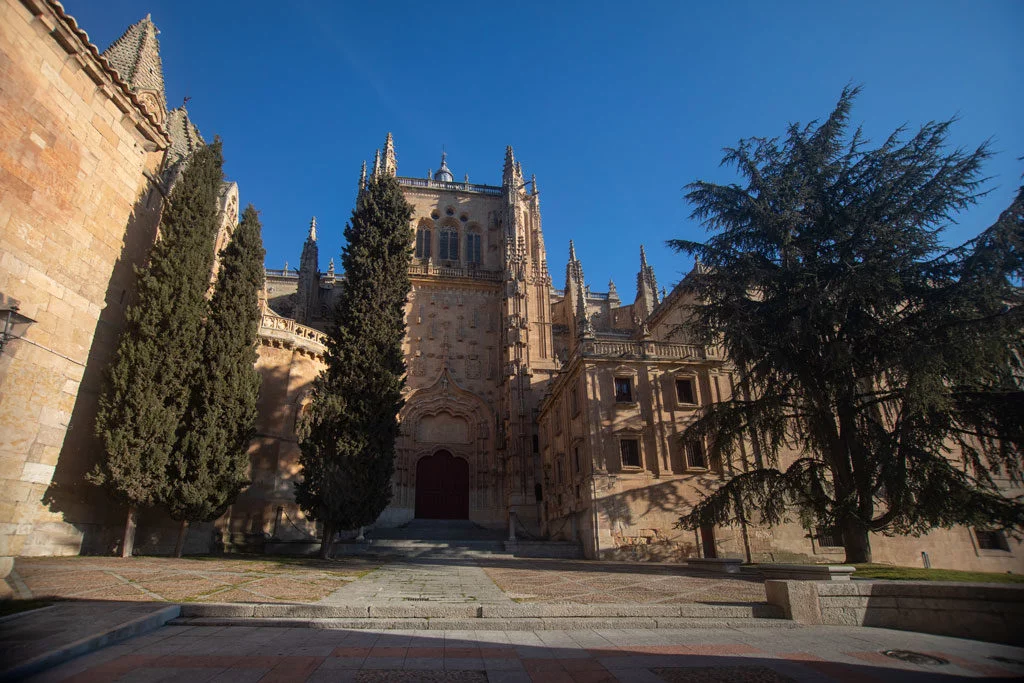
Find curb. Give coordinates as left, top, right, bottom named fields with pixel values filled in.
left=169, top=615, right=801, bottom=631
left=0, top=604, right=180, bottom=682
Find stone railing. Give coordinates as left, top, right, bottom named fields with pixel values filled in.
left=585, top=339, right=715, bottom=361
left=397, top=177, right=503, bottom=196
left=258, top=312, right=327, bottom=357
left=408, top=262, right=504, bottom=282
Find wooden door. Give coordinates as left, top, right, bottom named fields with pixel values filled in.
left=415, top=450, right=469, bottom=519
left=700, top=523, right=717, bottom=558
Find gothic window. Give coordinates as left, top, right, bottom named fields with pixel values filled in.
left=675, top=377, right=697, bottom=405
left=619, top=438, right=641, bottom=468
left=415, top=227, right=431, bottom=259
left=684, top=440, right=707, bottom=469
left=573, top=445, right=581, bottom=474
left=614, top=377, right=634, bottom=403
left=466, top=232, right=482, bottom=265
left=439, top=228, right=459, bottom=261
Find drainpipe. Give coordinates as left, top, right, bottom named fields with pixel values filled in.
left=591, top=477, right=601, bottom=559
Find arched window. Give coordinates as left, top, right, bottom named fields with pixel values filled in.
left=415, top=227, right=431, bottom=259
left=439, top=227, right=459, bottom=261
left=465, top=232, right=482, bottom=265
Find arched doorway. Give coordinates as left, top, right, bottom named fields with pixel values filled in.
left=415, top=450, right=469, bottom=519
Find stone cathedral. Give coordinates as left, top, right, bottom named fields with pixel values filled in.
left=1, top=6, right=1019, bottom=574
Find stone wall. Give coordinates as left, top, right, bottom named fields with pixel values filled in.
left=0, top=0, right=168, bottom=564
left=766, top=579, right=1024, bottom=646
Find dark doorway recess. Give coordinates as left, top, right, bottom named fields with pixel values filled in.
left=415, top=450, right=469, bottom=520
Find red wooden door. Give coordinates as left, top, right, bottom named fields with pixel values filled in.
left=415, top=450, right=469, bottom=519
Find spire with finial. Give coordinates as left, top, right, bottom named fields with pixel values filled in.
left=503, top=146, right=518, bottom=187
left=358, top=160, right=367, bottom=193
left=307, top=216, right=317, bottom=242
left=434, top=151, right=453, bottom=182
left=531, top=174, right=538, bottom=196
left=372, top=149, right=381, bottom=179
left=635, top=244, right=659, bottom=322
left=382, top=132, right=397, bottom=177
left=102, top=14, right=167, bottom=119
left=327, top=258, right=335, bottom=276
left=296, top=217, right=321, bottom=324
left=608, top=278, right=619, bottom=303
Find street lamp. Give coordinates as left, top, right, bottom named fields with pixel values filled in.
left=0, top=305, right=35, bottom=354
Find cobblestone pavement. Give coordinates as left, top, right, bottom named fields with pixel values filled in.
left=478, top=559, right=767, bottom=605
left=319, top=556, right=514, bottom=606
left=25, top=623, right=1024, bottom=682
left=9, top=556, right=381, bottom=604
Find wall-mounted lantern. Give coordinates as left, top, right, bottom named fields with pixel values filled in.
left=0, top=305, right=35, bottom=354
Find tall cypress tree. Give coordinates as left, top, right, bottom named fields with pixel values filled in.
left=296, top=175, right=413, bottom=558
left=92, top=141, right=225, bottom=557
left=165, top=205, right=266, bottom=556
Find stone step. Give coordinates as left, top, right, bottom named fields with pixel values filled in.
left=169, top=615, right=797, bottom=631
left=179, top=602, right=784, bottom=620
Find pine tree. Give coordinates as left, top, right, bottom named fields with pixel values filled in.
left=672, top=88, right=1024, bottom=563
left=165, top=204, right=266, bottom=557
left=296, top=175, right=413, bottom=558
left=92, top=141, right=225, bottom=557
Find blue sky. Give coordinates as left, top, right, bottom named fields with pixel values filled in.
left=70, top=1, right=1023, bottom=297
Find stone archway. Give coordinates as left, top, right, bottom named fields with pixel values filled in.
left=415, top=450, right=469, bottom=520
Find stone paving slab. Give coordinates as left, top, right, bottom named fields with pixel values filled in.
left=23, top=623, right=1024, bottom=682
left=0, top=601, right=179, bottom=681
left=10, top=556, right=381, bottom=604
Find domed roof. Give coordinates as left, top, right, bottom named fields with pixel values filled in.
left=433, top=152, right=453, bottom=182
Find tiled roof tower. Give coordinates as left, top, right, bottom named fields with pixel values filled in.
left=101, top=15, right=167, bottom=121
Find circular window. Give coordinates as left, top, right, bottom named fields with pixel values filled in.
left=445, top=207, right=455, bottom=216
left=430, top=210, right=440, bottom=220
left=460, top=214, right=469, bottom=222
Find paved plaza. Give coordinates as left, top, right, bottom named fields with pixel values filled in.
left=4, top=551, right=1024, bottom=681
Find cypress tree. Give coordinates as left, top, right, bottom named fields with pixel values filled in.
left=165, top=205, right=266, bottom=556
left=671, top=89, right=1024, bottom=563
left=92, top=141, right=225, bottom=557
left=296, top=175, right=413, bottom=558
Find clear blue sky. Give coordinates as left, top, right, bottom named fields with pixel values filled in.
left=70, top=1, right=1023, bottom=297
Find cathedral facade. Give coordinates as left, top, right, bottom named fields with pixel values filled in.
left=1, top=5, right=1020, bottom=574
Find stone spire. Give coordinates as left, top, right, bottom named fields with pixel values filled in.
left=372, top=149, right=381, bottom=179
left=531, top=174, right=538, bottom=196
left=635, top=244, right=659, bottom=322
left=358, top=160, right=366, bottom=194
left=295, top=217, right=320, bottom=324
left=102, top=14, right=167, bottom=121
left=382, top=132, right=397, bottom=177
left=502, top=146, right=522, bottom=188
left=607, top=278, right=620, bottom=305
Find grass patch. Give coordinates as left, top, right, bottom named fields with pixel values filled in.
left=848, top=564, right=1024, bottom=584
left=0, top=599, right=53, bottom=618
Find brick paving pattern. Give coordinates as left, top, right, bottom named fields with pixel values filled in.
left=24, top=624, right=1024, bottom=682
left=478, top=560, right=767, bottom=605
left=10, top=556, right=381, bottom=604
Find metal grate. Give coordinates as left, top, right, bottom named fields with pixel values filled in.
left=815, top=526, right=843, bottom=548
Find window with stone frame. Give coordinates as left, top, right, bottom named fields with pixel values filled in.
left=614, top=376, right=634, bottom=403
left=439, top=227, right=459, bottom=261
left=415, top=227, right=431, bottom=259
left=675, top=377, right=698, bottom=405
left=974, top=528, right=1011, bottom=552
left=465, top=232, right=482, bottom=265
left=620, top=438, right=642, bottom=468
left=684, top=439, right=708, bottom=469
left=570, top=381, right=579, bottom=415
left=573, top=445, right=581, bottom=475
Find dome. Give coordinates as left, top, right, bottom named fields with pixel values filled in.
left=433, top=151, right=453, bottom=182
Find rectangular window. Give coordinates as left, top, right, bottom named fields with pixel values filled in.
left=974, top=528, right=1011, bottom=552
left=620, top=439, right=641, bottom=468
left=614, top=377, right=633, bottom=403
left=415, top=228, right=431, bottom=259
left=815, top=526, right=843, bottom=548
left=466, top=233, right=482, bottom=264
left=685, top=440, right=707, bottom=469
left=570, top=383, right=579, bottom=414
left=676, top=378, right=697, bottom=404
left=573, top=446, right=581, bottom=474
left=439, top=229, right=459, bottom=260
